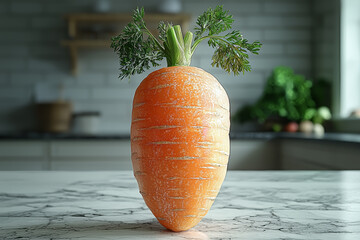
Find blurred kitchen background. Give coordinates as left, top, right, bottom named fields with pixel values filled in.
left=0, top=0, right=359, bottom=171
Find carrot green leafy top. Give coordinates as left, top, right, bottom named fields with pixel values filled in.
left=111, top=6, right=262, bottom=79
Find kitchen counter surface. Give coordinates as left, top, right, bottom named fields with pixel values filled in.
left=1, top=171, right=360, bottom=239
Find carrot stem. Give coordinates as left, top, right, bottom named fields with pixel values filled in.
left=165, top=25, right=192, bottom=67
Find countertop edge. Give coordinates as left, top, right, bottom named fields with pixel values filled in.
left=0, top=132, right=360, bottom=144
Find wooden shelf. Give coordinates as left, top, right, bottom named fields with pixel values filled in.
left=61, top=13, right=191, bottom=75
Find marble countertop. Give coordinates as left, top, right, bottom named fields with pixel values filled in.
left=1, top=171, right=360, bottom=239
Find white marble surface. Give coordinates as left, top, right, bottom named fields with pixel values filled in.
left=1, top=171, right=360, bottom=240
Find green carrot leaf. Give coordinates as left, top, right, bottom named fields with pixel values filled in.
left=111, top=8, right=165, bottom=79
left=194, top=5, right=233, bottom=41
left=111, top=6, right=262, bottom=79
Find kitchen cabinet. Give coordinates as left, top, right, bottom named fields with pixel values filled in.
left=50, top=140, right=131, bottom=170
left=228, top=140, right=279, bottom=170
left=0, top=141, right=48, bottom=170
left=0, top=140, right=131, bottom=171
left=280, top=139, right=360, bottom=170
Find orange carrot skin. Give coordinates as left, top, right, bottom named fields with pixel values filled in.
left=131, top=66, right=230, bottom=232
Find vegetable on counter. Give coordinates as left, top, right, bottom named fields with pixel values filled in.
left=111, top=6, right=261, bottom=232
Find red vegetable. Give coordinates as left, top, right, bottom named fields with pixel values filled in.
left=284, top=122, right=299, bottom=132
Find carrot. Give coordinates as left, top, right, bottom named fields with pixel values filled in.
left=131, top=66, right=230, bottom=231
left=111, top=6, right=261, bottom=231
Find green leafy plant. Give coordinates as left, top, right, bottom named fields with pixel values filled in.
left=111, top=6, right=262, bottom=79
left=304, top=106, right=332, bottom=124
left=233, top=66, right=315, bottom=123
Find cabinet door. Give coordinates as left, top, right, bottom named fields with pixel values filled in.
left=281, top=156, right=330, bottom=170
left=0, top=141, right=48, bottom=170
left=281, top=140, right=360, bottom=170
left=228, top=140, right=278, bottom=170
left=50, top=140, right=132, bottom=170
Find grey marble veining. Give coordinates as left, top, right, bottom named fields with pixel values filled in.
left=1, top=171, right=360, bottom=239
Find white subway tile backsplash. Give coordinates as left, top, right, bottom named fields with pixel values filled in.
left=98, top=116, right=132, bottom=134
left=313, top=0, right=338, bottom=81
left=240, top=15, right=312, bottom=29
left=323, top=15, right=337, bottom=27
left=241, top=29, right=263, bottom=41
left=283, top=16, right=312, bottom=27
left=76, top=73, right=106, bottom=86
left=29, top=45, right=67, bottom=57
left=73, top=101, right=132, bottom=117
left=315, top=43, right=334, bottom=57
left=44, top=2, right=92, bottom=14
left=198, top=58, right=221, bottom=74
left=27, top=59, right=68, bottom=72
left=264, top=0, right=310, bottom=14
left=11, top=2, right=43, bottom=14
left=106, top=73, right=134, bottom=88
left=225, top=86, right=264, bottom=102
left=230, top=16, right=248, bottom=28
left=246, top=16, right=283, bottom=28
left=92, top=87, right=136, bottom=101
left=215, top=72, right=265, bottom=87
left=79, top=49, right=115, bottom=59
left=0, top=73, right=9, bottom=85
left=314, top=68, right=334, bottom=80
left=0, top=58, right=26, bottom=70
left=259, top=43, right=284, bottom=55
left=0, top=45, right=28, bottom=56
left=0, top=2, right=9, bottom=13
left=285, top=43, right=311, bottom=55
left=251, top=56, right=311, bottom=72
left=0, top=31, right=43, bottom=43
left=63, top=87, right=91, bottom=101
left=230, top=1, right=262, bottom=14
left=0, top=88, right=31, bottom=100
left=108, top=65, right=167, bottom=87
left=10, top=73, right=44, bottom=86
left=37, top=32, right=64, bottom=43
left=314, top=0, right=337, bottom=12
left=88, top=58, right=119, bottom=71
left=0, top=17, right=29, bottom=29
left=43, top=73, right=76, bottom=85
left=0, top=101, right=31, bottom=114
left=189, top=42, right=213, bottom=57
left=315, top=29, right=337, bottom=42
left=264, top=29, right=311, bottom=41
left=315, top=56, right=335, bottom=72
left=31, top=17, right=64, bottom=29
left=0, top=101, right=36, bottom=132
left=184, top=0, right=262, bottom=15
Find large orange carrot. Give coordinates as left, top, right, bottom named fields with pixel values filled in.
left=131, top=66, right=230, bottom=231
left=111, top=6, right=261, bottom=231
